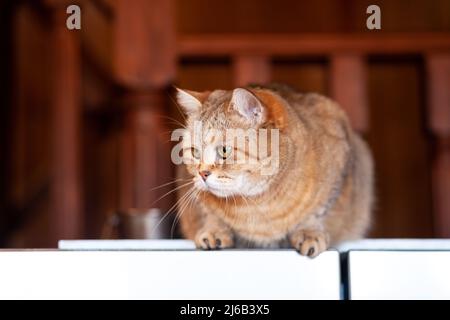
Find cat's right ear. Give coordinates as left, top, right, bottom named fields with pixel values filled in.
left=175, top=87, right=209, bottom=115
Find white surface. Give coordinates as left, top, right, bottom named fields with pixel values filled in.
left=60, top=238, right=450, bottom=252
left=348, top=251, right=450, bottom=300
left=337, top=239, right=450, bottom=252
left=58, top=239, right=196, bottom=250
left=0, top=250, right=341, bottom=300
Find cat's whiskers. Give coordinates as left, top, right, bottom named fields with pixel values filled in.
left=157, top=115, right=188, bottom=129
left=170, top=187, right=196, bottom=238
left=149, top=180, right=194, bottom=208
left=149, top=182, right=195, bottom=237
left=147, top=178, right=189, bottom=192
left=171, top=187, right=200, bottom=238
left=169, top=187, right=193, bottom=238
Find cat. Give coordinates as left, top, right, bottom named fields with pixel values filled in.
left=174, top=84, right=373, bottom=257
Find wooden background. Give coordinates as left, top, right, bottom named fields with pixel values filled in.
left=0, top=0, right=449, bottom=247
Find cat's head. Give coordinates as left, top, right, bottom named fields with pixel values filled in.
left=175, top=87, right=288, bottom=198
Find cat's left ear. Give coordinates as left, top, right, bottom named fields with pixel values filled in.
left=230, top=88, right=266, bottom=124
left=175, top=87, right=210, bottom=115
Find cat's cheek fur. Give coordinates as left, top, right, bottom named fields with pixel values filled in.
left=194, top=178, right=208, bottom=191
left=239, top=179, right=270, bottom=197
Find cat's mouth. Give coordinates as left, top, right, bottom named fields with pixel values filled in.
left=194, top=176, right=239, bottom=197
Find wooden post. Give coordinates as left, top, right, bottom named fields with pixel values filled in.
left=426, top=54, right=450, bottom=237
left=113, top=0, right=176, bottom=212
left=233, top=55, right=271, bottom=87
left=49, top=3, right=83, bottom=242
left=119, top=92, right=170, bottom=209
left=330, top=54, right=369, bottom=133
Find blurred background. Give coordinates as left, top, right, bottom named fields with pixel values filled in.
left=0, top=0, right=449, bottom=248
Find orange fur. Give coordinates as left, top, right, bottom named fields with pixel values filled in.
left=175, top=84, right=374, bottom=257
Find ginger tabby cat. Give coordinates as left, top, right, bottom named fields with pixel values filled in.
left=174, top=84, right=373, bottom=257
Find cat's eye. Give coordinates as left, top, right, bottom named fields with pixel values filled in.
left=190, top=147, right=201, bottom=159
left=217, top=145, right=232, bottom=160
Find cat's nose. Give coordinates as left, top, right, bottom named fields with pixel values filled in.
left=199, top=170, right=211, bottom=181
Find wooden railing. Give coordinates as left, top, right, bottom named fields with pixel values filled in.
left=40, top=0, right=450, bottom=243
left=179, top=33, right=450, bottom=55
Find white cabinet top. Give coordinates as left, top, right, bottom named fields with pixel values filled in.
left=348, top=251, right=450, bottom=300
left=0, top=250, right=341, bottom=300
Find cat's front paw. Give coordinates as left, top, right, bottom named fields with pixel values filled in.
left=195, top=229, right=234, bottom=250
left=289, top=229, right=329, bottom=258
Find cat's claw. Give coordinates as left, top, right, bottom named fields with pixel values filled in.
left=289, top=229, right=329, bottom=258
left=195, top=230, right=234, bottom=250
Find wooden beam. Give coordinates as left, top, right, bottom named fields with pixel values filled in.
left=119, top=92, right=167, bottom=209
left=427, top=54, right=450, bottom=136
left=432, top=137, right=450, bottom=238
left=113, top=0, right=175, bottom=214
left=233, top=55, right=271, bottom=87
left=113, top=0, right=176, bottom=88
left=330, top=54, right=369, bottom=133
left=49, top=5, right=83, bottom=242
left=179, top=33, right=450, bottom=56
left=426, top=54, right=450, bottom=237
left=81, top=0, right=114, bottom=81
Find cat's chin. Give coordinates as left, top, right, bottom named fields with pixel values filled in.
left=205, top=185, right=268, bottom=198
left=192, top=181, right=235, bottom=198
left=193, top=176, right=269, bottom=198
left=198, top=181, right=270, bottom=198
left=205, top=186, right=236, bottom=198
